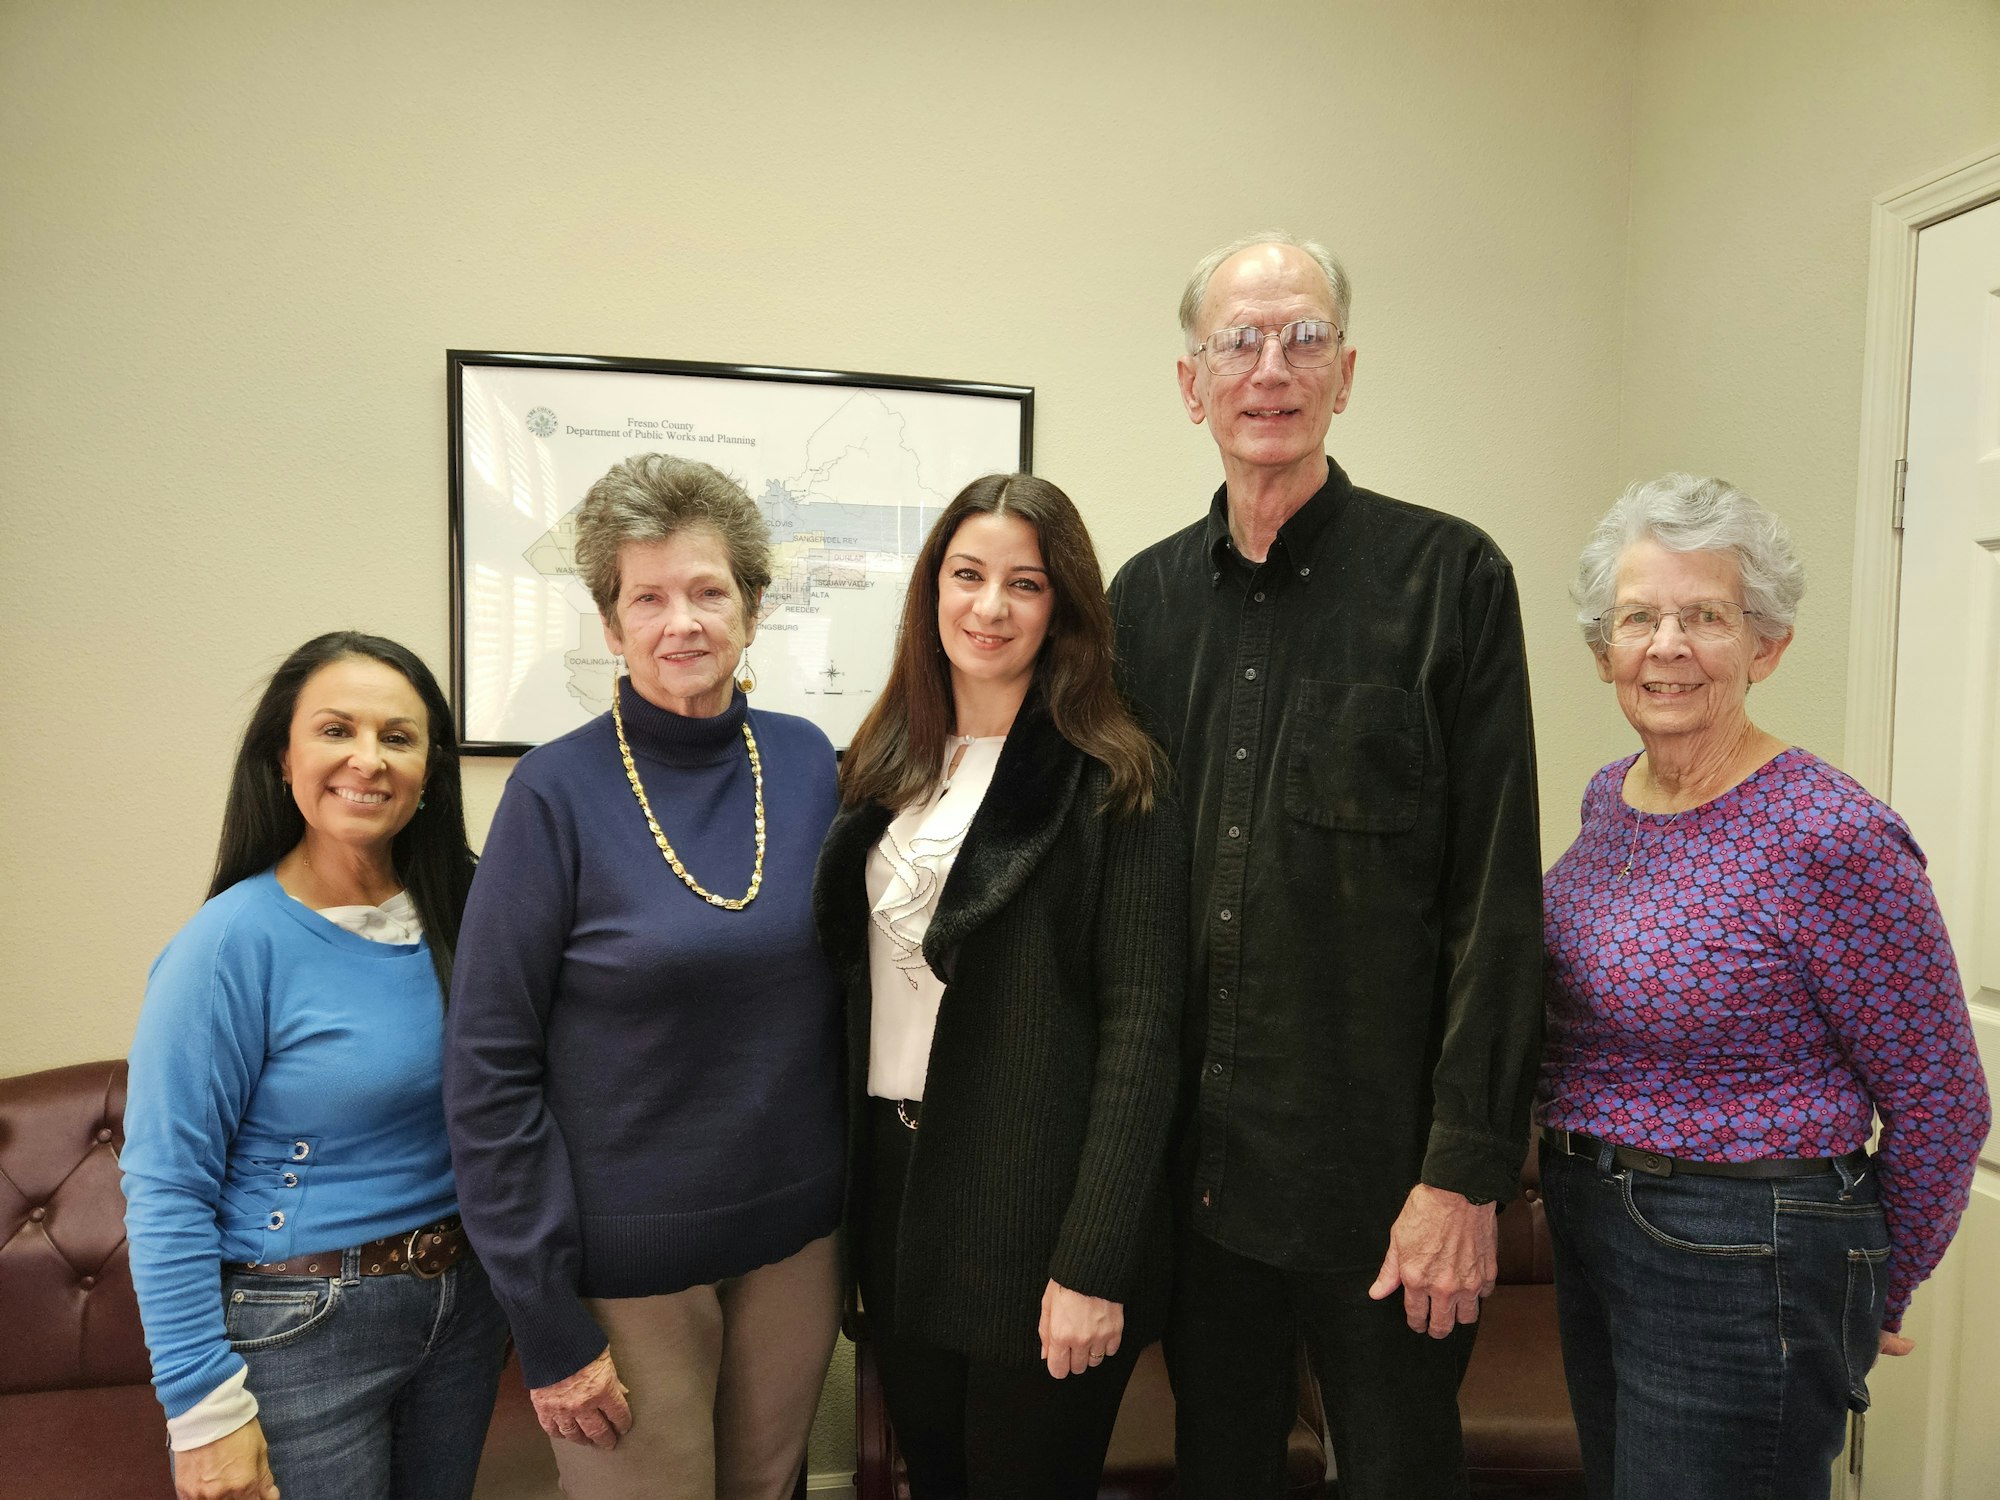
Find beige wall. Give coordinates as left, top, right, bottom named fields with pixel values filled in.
left=5, top=0, right=1997, bottom=1486
left=0, top=0, right=1641, bottom=1074
left=6, top=0, right=1998, bottom=1071
left=1619, top=0, right=2000, bottom=763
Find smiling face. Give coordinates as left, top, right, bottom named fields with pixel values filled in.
left=1596, top=540, right=1790, bottom=751
left=280, top=658, right=430, bottom=858
left=1177, top=243, right=1357, bottom=491
left=936, top=511, right=1053, bottom=711
left=603, top=528, right=757, bottom=719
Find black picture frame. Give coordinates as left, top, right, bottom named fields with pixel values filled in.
left=448, top=349, right=1034, bottom=754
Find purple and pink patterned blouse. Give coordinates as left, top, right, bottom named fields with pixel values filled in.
left=1539, top=747, right=1990, bottom=1328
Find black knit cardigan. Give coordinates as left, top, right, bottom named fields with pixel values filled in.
left=811, top=696, right=1188, bottom=1364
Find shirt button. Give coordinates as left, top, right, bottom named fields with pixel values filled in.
left=1253, top=591, right=1266, bottom=602
left=1299, top=566, right=1312, bottom=578
left=1244, top=668, right=1257, bottom=681
left=1219, top=908, right=1232, bottom=922
left=1234, top=747, right=1247, bottom=760
left=1209, top=1062, right=1224, bottom=1076
left=1218, top=988, right=1229, bottom=999
left=1227, top=825, right=1241, bottom=838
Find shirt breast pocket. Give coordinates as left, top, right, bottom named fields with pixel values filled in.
left=1283, top=681, right=1424, bottom=834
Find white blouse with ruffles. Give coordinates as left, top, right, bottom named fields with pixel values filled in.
left=864, top=737, right=1002, bottom=1101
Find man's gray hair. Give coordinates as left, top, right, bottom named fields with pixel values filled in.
left=574, top=453, right=774, bottom=623
left=1572, top=473, right=1804, bottom=648
left=1178, top=230, right=1352, bottom=351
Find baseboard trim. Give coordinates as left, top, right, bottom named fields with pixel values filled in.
left=806, top=1474, right=855, bottom=1498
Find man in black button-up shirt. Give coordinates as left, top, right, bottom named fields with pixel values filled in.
left=1108, top=233, right=1542, bottom=1498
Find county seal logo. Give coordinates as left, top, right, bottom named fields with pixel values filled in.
left=526, top=407, right=557, bottom=437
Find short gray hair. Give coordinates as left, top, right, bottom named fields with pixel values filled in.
left=1178, top=229, right=1352, bottom=351
left=574, top=454, right=773, bottom=622
left=1572, top=473, right=1804, bottom=648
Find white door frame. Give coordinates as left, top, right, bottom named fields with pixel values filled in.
left=1843, top=143, right=2000, bottom=793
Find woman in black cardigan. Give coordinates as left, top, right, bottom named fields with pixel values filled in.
left=814, top=473, right=1186, bottom=1500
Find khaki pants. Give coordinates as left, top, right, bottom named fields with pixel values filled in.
left=552, top=1233, right=840, bottom=1500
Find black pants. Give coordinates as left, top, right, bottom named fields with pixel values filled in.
left=857, top=1098, right=1141, bottom=1500
left=1166, top=1222, right=1476, bottom=1500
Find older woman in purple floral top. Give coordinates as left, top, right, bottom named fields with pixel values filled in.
left=1538, top=473, right=1989, bottom=1500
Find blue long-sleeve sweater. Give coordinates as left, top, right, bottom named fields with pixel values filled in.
left=121, top=873, right=459, bottom=1419
left=444, top=681, right=844, bottom=1388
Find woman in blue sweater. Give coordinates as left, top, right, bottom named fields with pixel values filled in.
left=122, top=632, right=508, bottom=1500
left=445, top=454, right=844, bottom=1500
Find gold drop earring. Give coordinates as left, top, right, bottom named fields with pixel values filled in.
left=735, top=652, right=757, bottom=695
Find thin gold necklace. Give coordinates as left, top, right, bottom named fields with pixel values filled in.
left=611, top=682, right=765, bottom=910
left=1619, top=804, right=1683, bottom=877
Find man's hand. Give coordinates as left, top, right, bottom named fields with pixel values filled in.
left=175, top=1416, right=279, bottom=1500
left=1366, top=1183, right=1497, bottom=1337
left=530, top=1347, right=633, bottom=1449
left=1039, top=1279, right=1124, bottom=1379
left=1879, top=1329, right=1916, bottom=1357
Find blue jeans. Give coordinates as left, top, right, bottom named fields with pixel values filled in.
left=219, top=1246, right=510, bottom=1500
left=1540, top=1142, right=1889, bottom=1500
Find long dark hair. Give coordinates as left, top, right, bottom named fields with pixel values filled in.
left=840, top=474, right=1157, bottom=816
left=210, top=632, right=476, bottom=999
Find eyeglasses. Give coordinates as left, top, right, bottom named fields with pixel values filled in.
left=1597, top=600, right=1762, bottom=645
left=1195, top=319, right=1343, bottom=375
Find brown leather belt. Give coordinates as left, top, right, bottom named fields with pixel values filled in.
left=1540, top=1127, right=1868, bottom=1181
left=227, top=1217, right=468, bottom=1279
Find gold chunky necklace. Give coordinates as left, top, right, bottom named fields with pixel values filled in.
left=611, top=682, right=765, bottom=910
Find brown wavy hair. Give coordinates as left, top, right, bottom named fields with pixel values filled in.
left=839, top=473, right=1157, bottom=816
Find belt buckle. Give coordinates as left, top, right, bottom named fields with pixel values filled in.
left=405, top=1226, right=448, bottom=1279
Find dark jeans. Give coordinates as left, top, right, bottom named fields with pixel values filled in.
left=1540, top=1142, right=1889, bottom=1500
left=1166, top=1223, right=1475, bottom=1500
left=857, top=1099, right=1140, bottom=1500
left=218, top=1247, right=509, bottom=1500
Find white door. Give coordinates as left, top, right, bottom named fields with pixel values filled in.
left=1872, top=193, right=2000, bottom=1499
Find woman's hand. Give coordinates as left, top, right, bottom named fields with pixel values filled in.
left=530, top=1347, right=633, bottom=1449
left=1039, top=1279, right=1124, bottom=1379
left=1879, top=1329, right=1917, bottom=1357
left=174, top=1417, right=279, bottom=1500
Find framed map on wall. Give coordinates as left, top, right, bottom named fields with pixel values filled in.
left=448, top=350, right=1034, bottom=754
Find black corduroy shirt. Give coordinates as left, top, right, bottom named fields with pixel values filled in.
left=1108, top=458, right=1544, bottom=1273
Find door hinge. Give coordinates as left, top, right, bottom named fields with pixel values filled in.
left=1892, top=458, right=1907, bottom=532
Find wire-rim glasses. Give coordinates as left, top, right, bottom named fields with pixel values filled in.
left=1195, top=319, right=1342, bottom=375
left=1596, top=600, right=1762, bottom=645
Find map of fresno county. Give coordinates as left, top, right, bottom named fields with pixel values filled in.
left=525, top=394, right=951, bottom=739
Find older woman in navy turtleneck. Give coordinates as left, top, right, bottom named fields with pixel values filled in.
left=445, top=454, right=843, bottom=1500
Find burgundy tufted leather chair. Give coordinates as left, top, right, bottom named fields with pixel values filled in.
left=0, top=1059, right=175, bottom=1498
left=1461, top=1140, right=1586, bottom=1497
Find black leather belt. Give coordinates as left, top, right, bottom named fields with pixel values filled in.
left=1540, top=1127, right=1868, bottom=1180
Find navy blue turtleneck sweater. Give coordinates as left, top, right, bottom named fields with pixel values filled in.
left=444, top=680, right=844, bottom=1388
